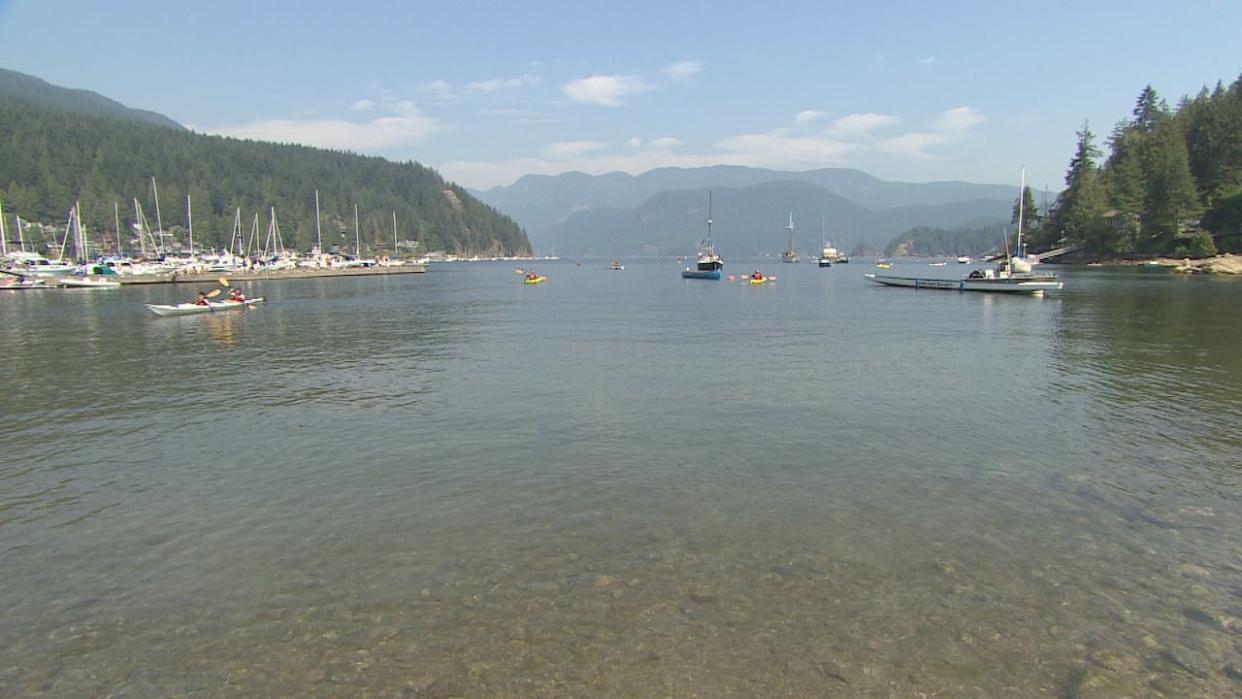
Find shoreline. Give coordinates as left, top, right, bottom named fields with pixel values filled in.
left=1084, top=253, right=1242, bottom=275
left=114, top=264, right=427, bottom=285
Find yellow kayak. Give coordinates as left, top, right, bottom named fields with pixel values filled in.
left=524, top=276, right=547, bottom=285
left=747, top=276, right=766, bottom=285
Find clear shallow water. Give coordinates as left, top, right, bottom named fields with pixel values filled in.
left=2, top=260, right=1241, bottom=696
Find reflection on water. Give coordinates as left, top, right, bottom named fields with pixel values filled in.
left=1, top=263, right=1241, bottom=696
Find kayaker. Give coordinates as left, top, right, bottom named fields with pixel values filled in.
left=194, top=291, right=209, bottom=306
left=526, top=271, right=537, bottom=280
left=228, top=288, right=246, bottom=303
left=751, top=270, right=762, bottom=280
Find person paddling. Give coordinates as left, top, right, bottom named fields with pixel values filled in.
left=194, top=291, right=210, bottom=306
left=228, top=288, right=246, bottom=303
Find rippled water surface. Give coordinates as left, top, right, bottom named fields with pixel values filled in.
left=2, top=261, right=1241, bottom=696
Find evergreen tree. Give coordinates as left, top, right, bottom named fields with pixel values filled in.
left=1132, top=84, right=1167, bottom=133
left=1011, top=185, right=1039, bottom=241
left=1055, top=123, right=1109, bottom=251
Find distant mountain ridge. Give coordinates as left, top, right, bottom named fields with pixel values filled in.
left=471, top=165, right=1021, bottom=256
left=541, top=181, right=1011, bottom=258
left=0, top=67, right=183, bottom=129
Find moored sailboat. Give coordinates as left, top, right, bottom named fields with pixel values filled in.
left=683, top=192, right=723, bottom=279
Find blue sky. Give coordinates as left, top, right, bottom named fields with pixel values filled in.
left=1, top=1, right=1238, bottom=193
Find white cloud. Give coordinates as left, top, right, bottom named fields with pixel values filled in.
left=932, top=106, right=986, bottom=132
left=827, top=112, right=899, bottom=138
left=437, top=107, right=986, bottom=188
left=465, top=74, right=542, bottom=94
left=874, top=132, right=950, bottom=159
left=350, top=99, right=375, bottom=112
left=562, top=74, right=653, bottom=107
left=541, top=140, right=608, bottom=160
left=206, top=101, right=439, bottom=151
left=662, top=61, right=703, bottom=81
left=795, top=110, right=827, bottom=125
left=427, top=80, right=450, bottom=95
left=918, top=56, right=936, bottom=65
left=647, top=136, right=683, bottom=149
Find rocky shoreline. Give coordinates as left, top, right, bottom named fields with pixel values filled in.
left=1089, top=253, right=1242, bottom=275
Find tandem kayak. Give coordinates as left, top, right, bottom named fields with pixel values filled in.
left=145, top=298, right=265, bottom=316
left=523, top=276, right=547, bottom=285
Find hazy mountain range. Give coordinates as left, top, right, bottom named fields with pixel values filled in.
left=472, top=166, right=1023, bottom=257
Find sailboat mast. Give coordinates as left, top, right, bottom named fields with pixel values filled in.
left=314, top=189, right=322, bottom=254
left=354, top=203, right=360, bottom=257
left=75, top=200, right=84, bottom=261
left=16, top=213, right=25, bottom=253
left=114, top=201, right=122, bottom=256
left=187, top=194, right=194, bottom=256
left=151, top=177, right=164, bottom=255
left=392, top=211, right=398, bottom=259
left=1016, top=167, right=1026, bottom=258
left=707, top=190, right=713, bottom=243
left=0, top=196, right=7, bottom=257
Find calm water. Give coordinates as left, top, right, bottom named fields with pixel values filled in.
left=2, top=260, right=1241, bottom=697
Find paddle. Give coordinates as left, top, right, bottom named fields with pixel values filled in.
left=205, top=288, right=222, bottom=298
left=218, top=277, right=230, bottom=287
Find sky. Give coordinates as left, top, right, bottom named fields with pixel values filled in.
left=1, top=0, right=1239, bottom=193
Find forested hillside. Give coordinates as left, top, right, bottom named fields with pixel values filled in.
left=0, top=98, right=529, bottom=256
left=883, top=225, right=1008, bottom=257
left=1034, top=75, right=1242, bottom=256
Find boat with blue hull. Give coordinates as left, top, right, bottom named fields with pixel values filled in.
left=684, top=192, right=723, bottom=280
left=682, top=269, right=721, bottom=280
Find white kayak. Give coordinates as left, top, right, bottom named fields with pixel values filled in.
left=145, top=297, right=265, bottom=316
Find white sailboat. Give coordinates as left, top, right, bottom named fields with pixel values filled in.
left=781, top=213, right=799, bottom=263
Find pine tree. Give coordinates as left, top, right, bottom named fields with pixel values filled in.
left=1132, top=84, right=1167, bottom=133
left=1055, top=123, right=1110, bottom=250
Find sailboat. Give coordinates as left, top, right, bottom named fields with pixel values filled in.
left=781, top=213, right=799, bottom=263
left=865, top=168, right=1061, bottom=294
left=817, top=215, right=837, bottom=268
left=683, top=192, right=723, bottom=279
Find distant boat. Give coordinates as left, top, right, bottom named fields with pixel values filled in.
left=957, top=255, right=971, bottom=264
left=685, top=192, right=722, bottom=280
left=781, top=213, right=799, bottom=263
left=817, top=215, right=835, bottom=268
left=609, top=260, right=624, bottom=270
left=875, top=259, right=892, bottom=269
left=929, top=261, right=947, bottom=267
left=866, top=168, right=1061, bottom=295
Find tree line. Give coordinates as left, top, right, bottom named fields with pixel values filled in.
left=0, top=99, right=530, bottom=257
left=1028, top=75, right=1242, bottom=257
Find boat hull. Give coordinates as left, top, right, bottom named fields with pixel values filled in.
left=523, top=276, right=547, bottom=285
left=146, top=303, right=214, bottom=316
left=817, top=259, right=832, bottom=268
left=747, top=277, right=767, bottom=285
left=865, top=273, right=1061, bottom=294
left=208, top=298, right=265, bottom=310
left=146, top=298, right=265, bottom=316
left=682, top=269, right=720, bottom=280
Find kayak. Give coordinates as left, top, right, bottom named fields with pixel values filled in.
left=145, top=297, right=265, bottom=316
left=145, top=302, right=214, bottom=317
left=57, top=276, right=121, bottom=289
left=747, top=276, right=766, bottom=285
left=523, top=276, right=547, bottom=285
left=208, top=298, right=265, bottom=310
